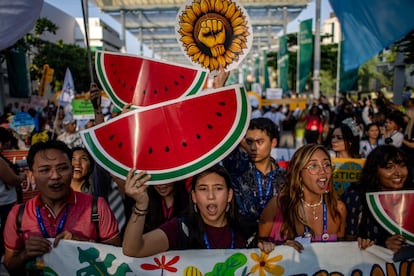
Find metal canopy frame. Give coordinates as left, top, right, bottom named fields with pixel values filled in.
left=91, top=0, right=310, bottom=65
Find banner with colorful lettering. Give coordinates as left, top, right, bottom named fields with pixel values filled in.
left=37, top=241, right=413, bottom=275
left=332, top=157, right=365, bottom=195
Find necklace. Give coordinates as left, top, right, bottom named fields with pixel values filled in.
left=301, top=195, right=323, bottom=220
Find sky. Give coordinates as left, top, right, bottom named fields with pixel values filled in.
left=45, top=0, right=333, bottom=55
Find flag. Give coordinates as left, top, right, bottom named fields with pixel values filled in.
left=0, top=0, right=43, bottom=50
left=6, top=47, right=30, bottom=98
left=58, top=68, right=75, bottom=107
left=329, top=0, right=414, bottom=70
left=278, top=35, right=289, bottom=93
left=339, top=40, right=358, bottom=93
left=263, top=50, right=270, bottom=91
left=298, top=19, right=313, bottom=93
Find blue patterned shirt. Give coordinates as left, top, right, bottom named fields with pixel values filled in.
left=222, top=147, right=286, bottom=221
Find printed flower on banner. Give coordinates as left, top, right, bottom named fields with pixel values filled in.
left=249, top=251, right=284, bottom=276
left=141, top=255, right=180, bottom=275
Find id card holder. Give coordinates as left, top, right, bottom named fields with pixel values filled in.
left=294, top=236, right=311, bottom=244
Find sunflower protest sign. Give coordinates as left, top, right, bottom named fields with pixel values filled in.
left=176, top=0, right=253, bottom=72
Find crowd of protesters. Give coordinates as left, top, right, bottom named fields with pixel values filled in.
left=0, top=82, right=413, bottom=274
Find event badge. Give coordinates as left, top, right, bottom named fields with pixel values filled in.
left=322, top=233, right=330, bottom=241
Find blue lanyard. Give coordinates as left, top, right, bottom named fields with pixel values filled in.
left=203, top=228, right=234, bottom=249
left=255, top=169, right=274, bottom=209
left=304, top=198, right=328, bottom=241
left=36, top=205, right=70, bottom=238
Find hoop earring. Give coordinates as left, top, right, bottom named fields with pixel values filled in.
left=193, top=203, right=198, bottom=213
left=299, top=185, right=304, bottom=198
left=225, top=203, right=230, bottom=213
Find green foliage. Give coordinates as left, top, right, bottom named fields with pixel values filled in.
left=31, top=40, right=92, bottom=92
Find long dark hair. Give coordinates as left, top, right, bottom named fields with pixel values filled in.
left=279, top=144, right=341, bottom=239
left=186, top=164, right=240, bottom=249
left=360, top=145, right=413, bottom=192
left=71, top=146, right=95, bottom=191
left=144, top=180, right=189, bottom=232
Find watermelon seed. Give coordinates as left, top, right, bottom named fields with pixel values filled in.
left=113, top=70, right=117, bottom=75
left=123, top=82, right=126, bottom=88
left=174, top=81, right=179, bottom=86
left=143, top=90, right=146, bottom=95
left=130, top=86, right=134, bottom=91
left=109, top=134, right=115, bottom=140
left=218, top=101, right=226, bottom=106
left=148, top=147, right=153, bottom=154
left=164, top=86, right=168, bottom=92
left=154, top=89, right=158, bottom=95
left=165, top=146, right=170, bottom=152
left=215, top=112, right=222, bottom=117
left=207, top=124, right=213, bottom=129
left=180, top=75, right=185, bottom=79
left=196, top=134, right=201, bottom=139
left=118, top=142, right=123, bottom=148
left=182, top=141, right=187, bottom=147
left=117, top=79, right=120, bottom=83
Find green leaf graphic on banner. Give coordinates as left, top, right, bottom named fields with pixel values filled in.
left=205, top=253, right=247, bottom=276
left=76, top=247, right=132, bottom=275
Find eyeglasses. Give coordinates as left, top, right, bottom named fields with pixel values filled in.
left=331, top=135, right=343, bottom=140
left=36, top=165, right=72, bottom=177
left=304, top=163, right=333, bottom=175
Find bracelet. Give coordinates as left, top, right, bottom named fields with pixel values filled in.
left=132, top=205, right=148, bottom=216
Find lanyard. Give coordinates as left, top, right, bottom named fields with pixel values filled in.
left=304, top=198, right=328, bottom=241
left=204, top=228, right=234, bottom=249
left=36, top=205, right=70, bottom=238
left=161, top=200, right=174, bottom=220
left=255, top=169, right=274, bottom=210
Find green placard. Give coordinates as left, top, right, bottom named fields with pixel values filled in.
left=72, top=100, right=95, bottom=120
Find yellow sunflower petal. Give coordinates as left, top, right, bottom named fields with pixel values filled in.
left=267, top=255, right=283, bottom=263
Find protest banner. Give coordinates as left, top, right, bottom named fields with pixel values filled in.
left=36, top=241, right=412, bottom=275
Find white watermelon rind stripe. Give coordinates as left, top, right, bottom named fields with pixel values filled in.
left=81, top=84, right=250, bottom=185
left=95, top=51, right=209, bottom=110
left=366, top=192, right=414, bottom=245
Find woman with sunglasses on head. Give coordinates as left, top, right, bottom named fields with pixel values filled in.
left=352, top=145, right=414, bottom=253
left=329, top=119, right=361, bottom=159
left=122, top=164, right=249, bottom=258
left=258, top=144, right=346, bottom=253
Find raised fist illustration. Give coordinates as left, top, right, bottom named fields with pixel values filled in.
left=197, top=19, right=226, bottom=57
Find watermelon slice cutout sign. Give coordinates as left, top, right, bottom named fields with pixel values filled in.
left=80, top=84, right=250, bottom=184
left=95, top=51, right=209, bottom=110
left=366, top=191, right=414, bottom=245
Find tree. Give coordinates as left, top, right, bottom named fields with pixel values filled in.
left=1, top=17, right=93, bottom=94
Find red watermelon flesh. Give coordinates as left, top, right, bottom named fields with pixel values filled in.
left=366, top=191, right=414, bottom=245
left=95, top=51, right=208, bottom=110
left=81, top=84, right=250, bottom=184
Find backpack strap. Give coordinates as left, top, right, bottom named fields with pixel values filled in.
left=16, top=203, right=26, bottom=235
left=177, top=217, right=189, bottom=249
left=91, top=197, right=100, bottom=242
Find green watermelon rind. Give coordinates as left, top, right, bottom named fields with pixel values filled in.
left=95, top=51, right=208, bottom=110
left=366, top=192, right=414, bottom=245
left=81, top=85, right=250, bottom=184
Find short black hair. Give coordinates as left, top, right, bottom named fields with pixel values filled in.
left=0, top=127, right=13, bottom=145
left=248, top=117, right=279, bottom=140
left=27, top=140, right=72, bottom=170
